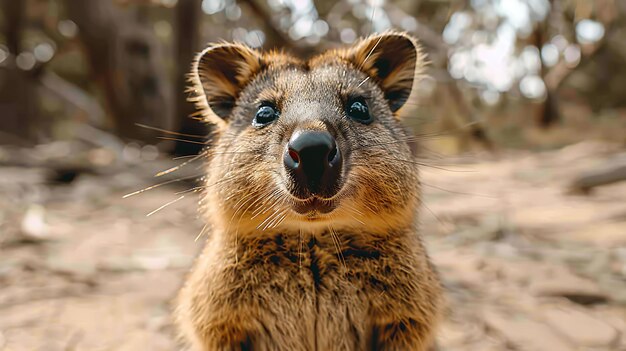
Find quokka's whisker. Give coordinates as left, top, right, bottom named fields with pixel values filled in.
left=419, top=197, right=447, bottom=229
left=358, top=32, right=383, bottom=72
left=422, top=182, right=494, bottom=198
left=157, top=136, right=209, bottom=145
left=123, top=174, right=204, bottom=198
left=156, top=152, right=206, bottom=177
left=173, top=154, right=204, bottom=160
left=135, top=123, right=206, bottom=139
left=146, top=195, right=186, bottom=217
left=194, top=223, right=209, bottom=242
left=386, top=156, right=476, bottom=173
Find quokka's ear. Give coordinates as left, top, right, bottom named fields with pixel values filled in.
left=191, top=43, right=265, bottom=127
left=348, top=32, right=423, bottom=112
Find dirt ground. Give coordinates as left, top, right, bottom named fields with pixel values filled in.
left=1, top=141, right=625, bottom=351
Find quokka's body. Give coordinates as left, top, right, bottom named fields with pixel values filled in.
left=175, top=32, right=442, bottom=351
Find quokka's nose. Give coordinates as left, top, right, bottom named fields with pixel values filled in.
left=284, top=130, right=342, bottom=198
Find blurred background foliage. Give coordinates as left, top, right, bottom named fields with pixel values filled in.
left=0, top=0, right=624, bottom=161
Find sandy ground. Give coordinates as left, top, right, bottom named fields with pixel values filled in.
left=1, top=141, right=625, bottom=351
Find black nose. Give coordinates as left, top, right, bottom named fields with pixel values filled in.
left=284, top=130, right=342, bottom=198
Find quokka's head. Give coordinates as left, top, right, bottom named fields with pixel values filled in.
left=191, top=32, right=424, bottom=234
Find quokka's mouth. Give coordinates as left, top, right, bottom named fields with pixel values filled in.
left=291, top=197, right=337, bottom=216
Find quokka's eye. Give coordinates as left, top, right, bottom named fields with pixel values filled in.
left=346, top=98, right=373, bottom=124
left=253, top=104, right=279, bottom=127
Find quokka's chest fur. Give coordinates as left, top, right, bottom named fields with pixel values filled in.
left=178, top=230, right=441, bottom=351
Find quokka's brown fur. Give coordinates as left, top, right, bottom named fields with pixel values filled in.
left=175, top=31, right=443, bottom=351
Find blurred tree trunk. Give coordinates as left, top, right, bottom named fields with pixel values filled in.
left=64, top=0, right=173, bottom=142
left=398, top=1, right=492, bottom=151
left=173, top=0, right=207, bottom=156
left=240, top=0, right=316, bottom=57
left=4, top=0, right=23, bottom=55
left=531, top=22, right=561, bottom=128
left=0, top=0, right=39, bottom=143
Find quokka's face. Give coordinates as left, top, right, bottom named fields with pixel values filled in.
left=192, top=32, right=424, bottom=234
